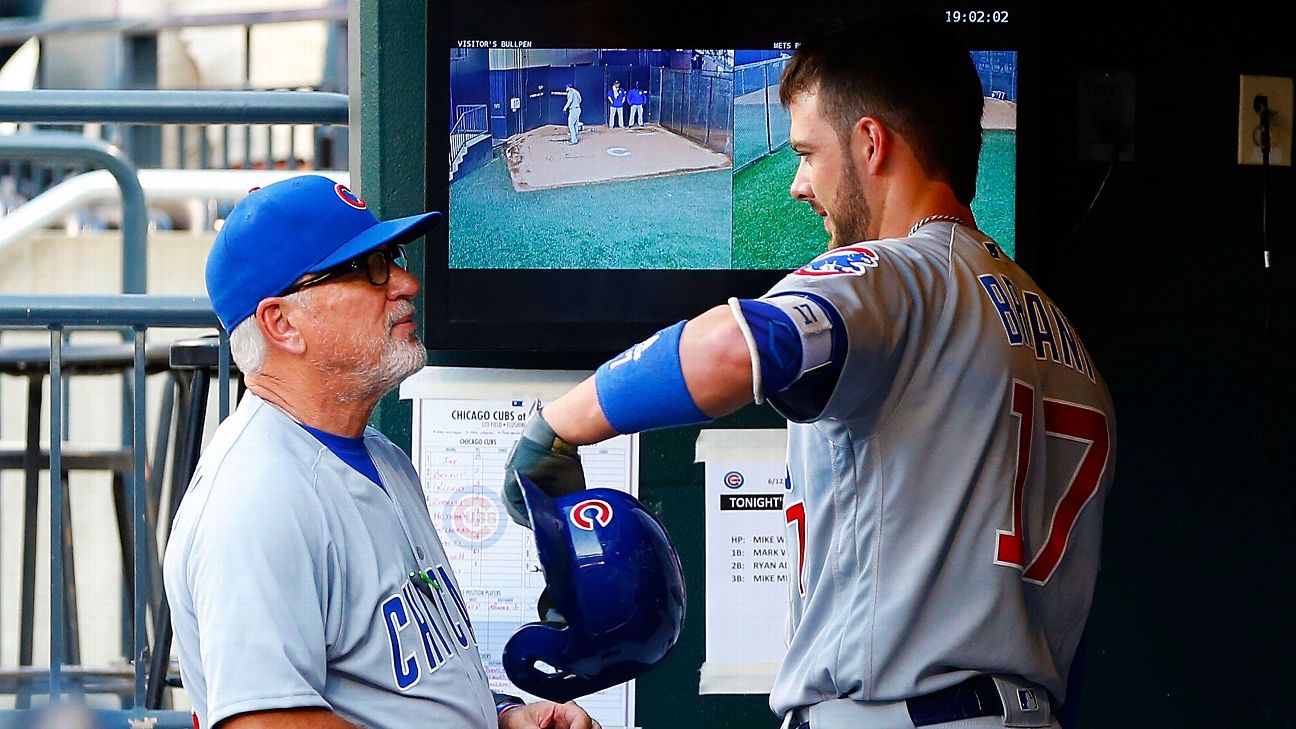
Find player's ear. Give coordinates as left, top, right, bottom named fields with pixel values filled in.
left=853, top=117, right=887, bottom=174
left=254, top=296, right=308, bottom=356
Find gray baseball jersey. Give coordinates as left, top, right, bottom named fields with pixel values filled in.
left=564, top=88, right=582, bottom=114
left=760, top=222, right=1115, bottom=718
left=163, top=393, right=496, bottom=729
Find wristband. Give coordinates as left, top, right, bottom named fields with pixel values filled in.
left=594, top=320, right=710, bottom=434
left=495, top=693, right=525, bottom=718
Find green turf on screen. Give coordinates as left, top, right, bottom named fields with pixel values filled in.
left=732, top=145, right=828, bottom=269
left=450, top=157, right=733, bottom=269
left=732, top=129, right=1017, bottom=270
left=971, top=130, right=1016, bottom=259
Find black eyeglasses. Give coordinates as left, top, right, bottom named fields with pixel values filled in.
left=280, top=244, right=408, bottom=296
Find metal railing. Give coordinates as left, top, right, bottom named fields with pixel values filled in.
left=0, top=132, right=148, bottom=293
left=0, top=90, right=349, bottom=126
left=0, top=6, right=349, bottom=202
left=0, top=168, right=349, bottom=259
left=452, top=104, right=488, bottom=137
left=0, top=90, right=349, bottom=291
left=449, top=103, right=489, bottom=174
left=1, top=90, right=350, bottom=185
left=0, top=295, right=228, bottom=726
left=0, top=7, right=348, bottom=45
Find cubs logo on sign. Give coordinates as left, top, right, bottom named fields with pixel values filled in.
left=723, top=471, right=745, bottom=489
left=570, top=499, right=614, bottom=530
left=794, top=245, right=880, bottom=277
left=334, top=183, right=368, bottom=210
left=441, top=492, right=506, bottom=549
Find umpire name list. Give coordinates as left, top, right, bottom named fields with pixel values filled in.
left=697, top=430, right=791, bottom=693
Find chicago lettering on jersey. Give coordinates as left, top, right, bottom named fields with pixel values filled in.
left=381, top=566, right=476, bottom=691
left=977, top=273, right=1096, bottom=382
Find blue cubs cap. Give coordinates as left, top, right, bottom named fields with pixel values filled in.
left=205, top=174, right=442, bottom=331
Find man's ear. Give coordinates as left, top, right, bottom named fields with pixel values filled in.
left=852, top=117, right=889, bottom=174
left=254, top=297, right=307, bottom=356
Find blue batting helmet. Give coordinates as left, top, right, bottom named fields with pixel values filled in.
left=502, top=475, right=686, bottom=702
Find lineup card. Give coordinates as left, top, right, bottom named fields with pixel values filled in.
left=695, top=429, right=789, bottom=694
left=412, top=397, right=639, bottom=728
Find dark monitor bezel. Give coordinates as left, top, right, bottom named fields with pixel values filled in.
left=424, top=0, right=1032, bottom=358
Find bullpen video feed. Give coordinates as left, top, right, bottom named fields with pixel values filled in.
left=449, top=49, right=735, bottom=269
left=449, top=47, right=1017, bottom=269
left=733, top=50, right=1018, bottom=265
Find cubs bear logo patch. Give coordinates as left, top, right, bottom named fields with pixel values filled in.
left=794, top=246, right=880, bottom=276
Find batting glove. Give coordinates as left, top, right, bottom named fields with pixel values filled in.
left=502, top=408, right=586, bottom=528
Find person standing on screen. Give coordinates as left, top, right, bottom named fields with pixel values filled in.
left=562, top=82, right=583, bottom=144
left=607, top=80, right=627, bottom=129
left=500, top=9, right=1114, bottom=729
left=164, top=176, right=600, bottom=729
left=627, top=82, right=647, bottom=127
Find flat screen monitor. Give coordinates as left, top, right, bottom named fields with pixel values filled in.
left=427, top=1, right=1025, bottom=355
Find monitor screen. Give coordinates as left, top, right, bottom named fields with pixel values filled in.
left=428, top=1, right=1024, bottom=353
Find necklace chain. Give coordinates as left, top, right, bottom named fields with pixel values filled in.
left=909, top=214, right=967, bottom=236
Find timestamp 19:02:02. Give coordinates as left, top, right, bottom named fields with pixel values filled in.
left=946, top=10, right=1010, bottom=23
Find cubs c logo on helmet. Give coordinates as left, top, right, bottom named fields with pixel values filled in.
left=569, top=499, right=614, bottom=530
left=334, top=183, right=368, bottom=210
left=794, top=245, right=880, bottom=276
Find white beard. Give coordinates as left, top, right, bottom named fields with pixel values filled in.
left=344, top=334, right=427, bottom=402
left=316, top=299, right=426, bottom=402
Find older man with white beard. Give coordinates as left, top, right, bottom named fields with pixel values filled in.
left=164, top=175, right=598, bottom=729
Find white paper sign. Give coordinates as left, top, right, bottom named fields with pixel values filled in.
left=403, top=369, right=638, bottom=728
left=695, top=429, right=789, bottom=695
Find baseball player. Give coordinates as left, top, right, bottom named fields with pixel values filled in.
left=163, top=176, right=598, bottom=729
left=607, top=80, right=627, bottom=129
left=563, top=83, right=583, bottom=144
left=627, top=83, right=647, bottom=127
left=502, top=10, right=1115, bottom=729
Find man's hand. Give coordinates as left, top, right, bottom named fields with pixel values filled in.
left=499, top=701, right=602, bottom=729
left=501, top=408, right=587, bottom=527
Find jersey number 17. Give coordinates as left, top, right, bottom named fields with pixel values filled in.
left=994, top=381, right=1110, bottom=585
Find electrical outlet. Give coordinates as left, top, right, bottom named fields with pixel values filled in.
left=1078, top=68, right=1135, bottom=162
left=1238, top=74, right=1293, bottom=166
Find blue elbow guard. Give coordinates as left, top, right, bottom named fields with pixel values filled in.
left=729, top=294, right=840, bottom=403
left=736, top=299, right=805, bottom=395
left=594, top=321, right=710, bottom=434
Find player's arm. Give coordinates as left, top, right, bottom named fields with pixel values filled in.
left=502, top=296, right=838, bottom=526
left=544, top=305, right=752, bottom=444
left=220, top=708, right=360, bottom=729
left=498, top=307, right=749, bottom=525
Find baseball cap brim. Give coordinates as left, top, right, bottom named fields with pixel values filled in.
left=306, top=210, right=442, bottom=273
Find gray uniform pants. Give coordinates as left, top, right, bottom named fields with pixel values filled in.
left=567, top=108, right=581, bottom=143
